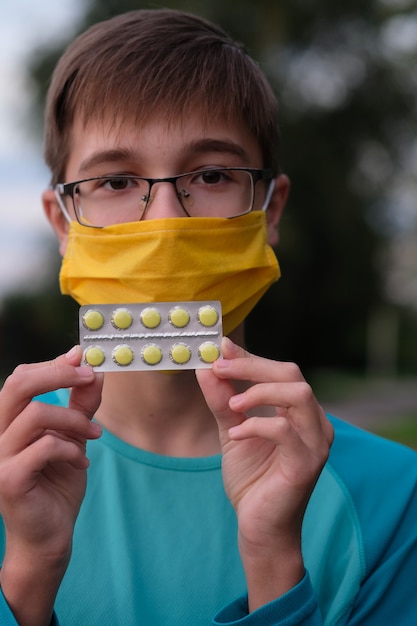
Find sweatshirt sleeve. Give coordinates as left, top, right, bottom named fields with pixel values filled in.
left=214, top=417, right=417, bottom=626
left=213, top=572, right=322, bottom=626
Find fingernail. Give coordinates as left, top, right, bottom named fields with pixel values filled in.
left=90, top=421, right=102, bottom=435
left=66, top=345, right=80, bottom=359
left=214, top=358, right=230, bottom=369
left=229, top=393, right=244, bottom=408
left=75, top=365, right=94, bottom=378
left=221, top=336, right=235, bottom=350
left=221, top=336, right=241, bottom=357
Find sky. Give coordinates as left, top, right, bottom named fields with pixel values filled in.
left=0, top=0, right=83, bottom=301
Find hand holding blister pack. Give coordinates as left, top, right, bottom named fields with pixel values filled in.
left=79, top=301, right=223, bottom=371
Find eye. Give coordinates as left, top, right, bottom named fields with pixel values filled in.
left=102, top=177, right=134, bottom=191
left=198, top=170, right=227, bottom=185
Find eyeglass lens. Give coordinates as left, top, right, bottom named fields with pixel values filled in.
left=73, top=169, right=255, bottom=226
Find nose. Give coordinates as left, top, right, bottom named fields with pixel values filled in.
left=142, top=180, right=189, bottom=220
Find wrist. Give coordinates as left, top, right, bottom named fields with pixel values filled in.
left=0, top=543, right=70, bottom=626
left=238, top=532, right=304, bottom=612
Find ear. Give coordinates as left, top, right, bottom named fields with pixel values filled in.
left=265, top=174, right=290, bottom=247
left=42, top=188, right=70, bottom=256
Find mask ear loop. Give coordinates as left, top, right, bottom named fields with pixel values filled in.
left=261, top=179, right=275, bottom=212
left=54, top=188, right=73, bottom=223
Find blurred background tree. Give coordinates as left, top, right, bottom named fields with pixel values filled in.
left=2, top=0, right=417, bottom=380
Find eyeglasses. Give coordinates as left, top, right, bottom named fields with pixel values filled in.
left=54, top=167, right=274, bottom=228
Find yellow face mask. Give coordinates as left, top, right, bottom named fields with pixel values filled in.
left=60, top=210, right=280, bottom=336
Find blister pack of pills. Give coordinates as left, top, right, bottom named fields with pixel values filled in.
left=79, top=301, right=223, bottom=372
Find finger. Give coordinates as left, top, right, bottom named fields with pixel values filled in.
left=2, top=402, right=101, bottom=457
left=227, top=416, right=329, bottom=497
left=230, top=381, right=315, bottom=416
left=0, top=347, right=96, bottom=432
left=228, top=414, right=322, bottom=452
left=1, top=436, right=91, bottom=496
left=228, top=415, right=330, bottom=475
left=27, top=434, right=91, bottom=470
left=230, top=382, right=333, bottom=448
left=220, top=336, right=248, bottom=359
left=196, top=368, right=245, bottom=437
left=68, top=372, right=103, bottom=418
left=214, top=338, right=305, bottom=385
left=228, top=415, right=302, bottom=449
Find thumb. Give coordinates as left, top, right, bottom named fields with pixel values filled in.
left=196, top=366, right=245, bottom=439
left=68, top=373, right=103, bottom=419
left=66, top=346, right=103, bottom=418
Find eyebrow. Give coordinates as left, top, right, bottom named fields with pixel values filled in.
left=79, top=148, right=138, bottom=175
left=78, top=139, right=250, bottom=176
left=183, top=138, right=249, bottom=161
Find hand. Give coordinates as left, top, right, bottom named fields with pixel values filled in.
left=197, top=337, right=333, bottom=610
left=0, top=346, right=103, bottom=625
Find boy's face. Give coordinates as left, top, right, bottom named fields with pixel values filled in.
left=43, top=113, right=288, bottom=254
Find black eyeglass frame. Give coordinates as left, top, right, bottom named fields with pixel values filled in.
left=55, top=167, right=275, bottom=227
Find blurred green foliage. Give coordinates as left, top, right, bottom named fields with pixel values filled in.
left=373, top=417, right=417, bottom=449
left=2, top=0, right=417, bottom=379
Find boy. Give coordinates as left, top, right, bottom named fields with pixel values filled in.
left=0, top=9, right=416, bottom=626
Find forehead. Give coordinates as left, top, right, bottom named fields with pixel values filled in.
left=65, top=113, right=263, bottom=179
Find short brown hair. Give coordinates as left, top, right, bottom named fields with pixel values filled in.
left=44, top=9, right=281, bottom=184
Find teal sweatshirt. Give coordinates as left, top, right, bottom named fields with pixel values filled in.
left=1, top=389, right=417, bottom=625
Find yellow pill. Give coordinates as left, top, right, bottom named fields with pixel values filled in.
left=112, top=344, right=134, bottom=366
left=170, top=343, right=192, bottom=365
left=82, top=309, right=105, bottom=331
left=197, top=305, right=219, bottom=327
left=169, top=306, right=190, bottom=328
left=141, top=343, right=163, bottom=365
left=140, top=307, right=161, bottom=329
left=198, top=341, right=220, bottom=363
left=112, top=308, right=133, bottom=330
left=84, top=346, right=105, bottom=367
